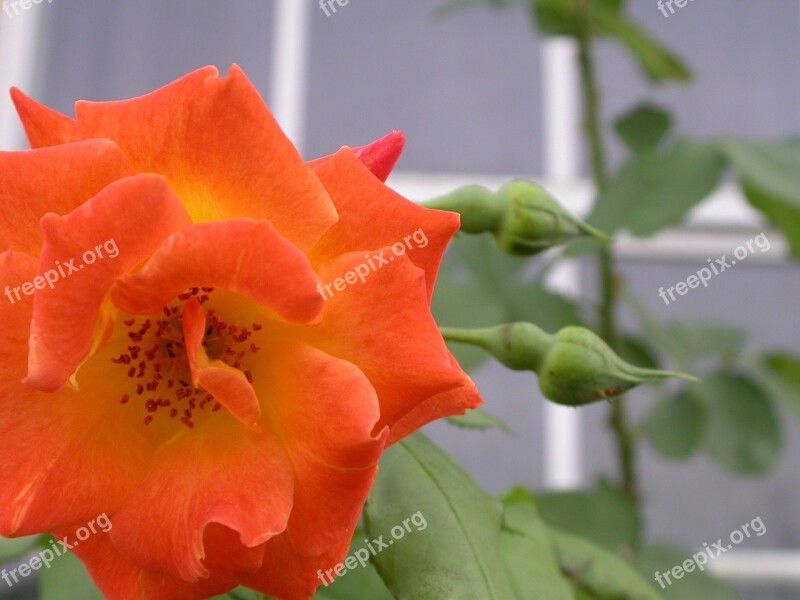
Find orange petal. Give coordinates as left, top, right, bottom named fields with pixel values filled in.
left=309, top=148, right=459, bottom=302
left=253, top=342, right=386, bottom=555
left=388, top=369, right=483, bottom=445
left=26, top=174, right=193, bottom=392
left=0, top=253, right=152, bottom=535
left=10, top=87, right=80, bottom=148
left=182, top=298, right=261, bottom=429
left=75, top=65, right=338, bottom=252
left=245, top=531, right=353, bottom=600
left=0, top=387, right=152, bottom=537
left=0, top=251, right=38, bottom=382
left=308, top=130, right=406, bottom=183
left=0, top=140, right=133, bottom=256
left=108, top=420, right=294, bottom=583
left=61, top=522, right=248, bottom=600
left=299, top=251, right=467, bottom=434
left=112, top=219, right=323, bottom=324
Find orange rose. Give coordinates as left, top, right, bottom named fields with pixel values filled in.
left=0, top=66, right=481, bottom=599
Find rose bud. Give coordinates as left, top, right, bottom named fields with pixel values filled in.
left=424, top=180, right=610, bottom=256
left=442, top=323, right=697, bottom=406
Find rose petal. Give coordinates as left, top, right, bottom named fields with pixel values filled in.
left=388, top=371, right=483, bottom=445
left=10, top=87, right=80, bottom=148
left=253, top=341, right=386, bottom=555
left=0, top=253, right=152, bottom=535
left=245, top=531, right=353, bottom=600
left=0, top=140, right=133, bottom=256
left=112, top=219, right=323, bottom=324
left=297, top=250, right=467, bottom=435
left=0, top=251, right=38, bottom=384
left=182, top=297, right=261, bottom=429
left=26, top=174, right=193, bottom=392
left=308, top=130, right=406, bottom=183
left=75, top=65, right=338, bottom=251
left=61, top=522, right=248, bottom=600
left=309, top=148, right=459, bottom=302
left=109, top=420, right=294, bottom=583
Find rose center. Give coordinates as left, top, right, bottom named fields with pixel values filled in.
left=111, top=287, right=263, bottom=430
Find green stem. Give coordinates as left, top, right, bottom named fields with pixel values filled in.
left=440, top=326, right=491, bottom=347
left=572, top=0, right=639, bottom=507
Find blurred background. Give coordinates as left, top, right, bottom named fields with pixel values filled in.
left=0, top=1, right=798, bottom=599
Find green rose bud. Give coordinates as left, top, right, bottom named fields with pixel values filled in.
left=537, top=326, right=697, bottom=406
left=441, top=323, right=697, bottom=407
left=424, top=180, right=609, bottom=256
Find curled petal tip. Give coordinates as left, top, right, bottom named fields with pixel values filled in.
left=351, top=130, right=406, bottom=182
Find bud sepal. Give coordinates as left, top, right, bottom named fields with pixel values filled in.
left=424, top=180, right=610, bottom=257
left=441, top=323, right=698, bottom=406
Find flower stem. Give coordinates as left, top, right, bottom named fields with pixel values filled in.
left=440, top=326, right=491, bottom=347
left=572, top=0, right=640, bottom=507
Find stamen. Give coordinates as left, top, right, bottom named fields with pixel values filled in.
left=111, top=288, right=263, bottom=430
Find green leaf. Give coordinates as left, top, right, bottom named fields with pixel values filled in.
left=739, top=179, right=800, bottom=258
left=314, top=568, right=392, bottom=600
left=646, top=390, right=706, bottom=460
left=550, top=529, right=663, bottom=600
left=615, top=104, right=673, bottom=153
left=589, top=141, right=726, bottom=237
left=433, top=267, right=507, bottom=371
left=446, top=408, right=512, bottom=433
left=451, top=231, right=531, bottom=280
left=506, top=282, right=584, bottom=332
left=724, top=139, right=800, bottom=199
left=212, top=589, right=264, bottom=600
left=533, top=0, right=689, bottom=83
left=695, top=373, right=782, bottom=474
left=440, top=0, right=690, bottom=84
left=755, top=353, right=800, bottom=423
left=532, top=0, right=579, bottom=35
left=624, top=292, right=744, bottom=370
left=632, top=544, right=740, bottom=600
left=39, top=551, right=104, bottom=600
left=433, top=235, right=526, bottom=371
left=724, top=138, right=800, bottom=257
left=499, top=488, right=577, bottom=600
left=0, top=535, right=39, bottom=561
left=433, top=234, right=583, bottom=371
left=619, top=336, right=660, bottom=370
left=364, top=433, right=516, bottom=600
left=594, top=9, right=691, bottom=84
left=653, top=322, right=744, bottom=365
left=501, top=533, right=575, bottom=600
left=572, top=589, right=602, bottom=600
left=532, top=0, right=625, bottom=36
left=536, top=483, right=640, bottom=552
left=312, top=533, right=394, bottom=600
